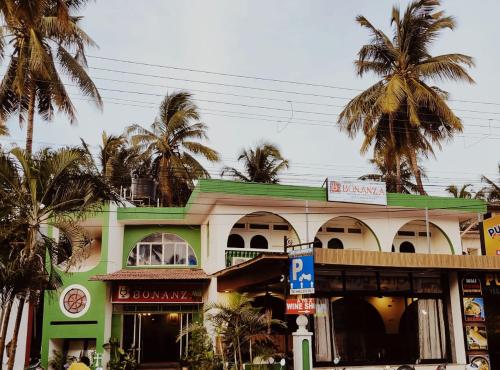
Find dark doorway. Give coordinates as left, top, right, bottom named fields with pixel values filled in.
left=484, top=295, right=500, bottom=369
left=141, top=314, right=180, bottom=363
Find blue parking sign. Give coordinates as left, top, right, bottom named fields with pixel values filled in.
left=289, top=248, right=315, bottom=294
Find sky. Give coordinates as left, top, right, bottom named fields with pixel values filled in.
left=3, top=0, right=500, bottom=195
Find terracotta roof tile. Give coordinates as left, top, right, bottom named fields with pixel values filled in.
left=90, top=268, right=210, bottom=281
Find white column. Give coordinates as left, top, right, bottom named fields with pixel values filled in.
left=449, top=272, right=467, bottom=364
left=292, top=315, right=313, bottom=370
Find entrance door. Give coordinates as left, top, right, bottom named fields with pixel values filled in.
left=141, top=314, right=179, bottom=362
left=123, top=312, right=192, bottom=365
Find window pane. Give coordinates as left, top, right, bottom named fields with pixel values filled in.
left=151, top=244, right=162, bottom=265
left=141, top=233, right=162, bottom=243
left=175, top=243, right=187, bottom=264
left=164, top=233, right=184, bottom=243
left=187, top=247, right=197, bottom=266
left=163, top=242, right=175, bottom=265
left=413, top=274, right=443, bottom=293
left=380, top=272, right=411, bottom=292
left=127, top=247, right=137, bottom=266
left=316, top=270, right=343, bottom=292
left=137, top=244, right=151, bottom=265
left=345, top=271, right=377, bottom=291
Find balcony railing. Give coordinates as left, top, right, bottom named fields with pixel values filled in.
left=225, top=249, right=283, bottom=267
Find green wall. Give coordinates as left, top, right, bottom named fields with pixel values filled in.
left=41, top=208, right=110, bottom=368
left=122, top=225, right=202, bottom=268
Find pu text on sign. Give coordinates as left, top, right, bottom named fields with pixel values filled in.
left=286, top=298, right=316, bottom=315
left=288, top=248, right=315, bottom=295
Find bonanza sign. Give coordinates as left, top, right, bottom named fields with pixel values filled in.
left=112, top=284, right=203, bottom=304
left=327, top=179, right=387, bottom=205
left=483, top=215, right=500, bottom=256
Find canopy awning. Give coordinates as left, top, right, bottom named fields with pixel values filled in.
left=314, top=249, right=500, bottom=270
left=90, top=268, right=210, bottom=281
left=214, top=253, right=288, bottom=292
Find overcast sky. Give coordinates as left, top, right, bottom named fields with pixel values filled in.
left=3, top=0, right=500, bottom=195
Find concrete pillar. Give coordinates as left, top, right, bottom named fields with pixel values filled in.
left=292, top=315, right=313, bottom=370
left=449, top=272, right=467, bottom=365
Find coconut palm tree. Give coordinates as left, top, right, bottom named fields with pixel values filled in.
left=359, top=152, right=424, bottom=194
left=0, top=0, right=101, bottom=155
left=0, top=146, right=118, bottom=368
left=482, top=164, right=500, bottom=202
left=127, top=91, right=219, bottom=206
left=445, top=184, right=475, bottom=199
left=338, top=0, right=474, bottom=195
left=221, top=142, right=289, bottom=184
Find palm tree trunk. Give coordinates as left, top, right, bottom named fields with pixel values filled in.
left=388, top=114, right=401, bottom=193
left=0, top=300, right=13, bottom=364
left=25, top=84, right=36, bottom=156
left=409, top=149, right=426, bottom=195
left=6, top=297, right=25, bottom=370
left=395, top=154, right=402, bottom=194
left=159, top=156, right=173, bottom=206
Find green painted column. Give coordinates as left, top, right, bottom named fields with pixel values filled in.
left=302, top=339, right=311, bottom=370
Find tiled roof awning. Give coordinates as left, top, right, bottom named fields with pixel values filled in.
left=90, top=268, right=210, bottom=281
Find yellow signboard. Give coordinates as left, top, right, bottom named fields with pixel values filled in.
left=483, top=215, right=500, bottom=256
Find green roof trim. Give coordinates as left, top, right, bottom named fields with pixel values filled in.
left=117, top=206, right=186, bottom=221
left=386, top=193, right=486, bottom=212
left=197, top=178, right=325, bottom=201
left=116, top=179, right=486, bottom=221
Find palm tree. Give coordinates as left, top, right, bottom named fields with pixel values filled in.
left=446, top=184, right=475, bottom=199
left=203, top=293, right=284, bottom=369
left=0, top=146, right=118, bottom=368
left=0, top=0, right=101, bottom=155
left=482, top=164, right=500, bottom=202
left=338, top=0, right=474, bottom=195
left=127, top=91, right=219, bottom=206
left=98, top=132, right=127, bottom=179
left=359, top=153, right=424, bottom=194
left=221, top=142, right=289, bottom=184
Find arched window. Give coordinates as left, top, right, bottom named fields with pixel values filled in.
left=127, top=233, right=197, bottom=266
left=313, top=237, right=323, bottom=249
left=250, top=235, right=268, bottom=249
left=400, top=241, right=416, bottom=253
left=328, top=238, right=344, bottom=250
left=227, top=234, right=245, bottom=249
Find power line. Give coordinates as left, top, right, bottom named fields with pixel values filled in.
left=86, top=66, right=500, bottom=117
left=87, top=55, right=500, bottom=107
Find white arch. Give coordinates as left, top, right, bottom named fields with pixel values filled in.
left=312, top=215, right=381, bottom=251
left=390, top=219, right=455, bottom=255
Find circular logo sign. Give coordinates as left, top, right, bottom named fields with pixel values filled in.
left=59, top=285, right=91, bottom=318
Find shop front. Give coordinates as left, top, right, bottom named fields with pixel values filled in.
left=90, top=269, right=208, bottom=367
left=314, top=268, right=449, bottom=366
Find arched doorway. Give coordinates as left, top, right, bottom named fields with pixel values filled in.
left=314, top=216, right=380, bottom=251
left=393, top=220, right=453, bottom=254
left=331, top=298, right=386, bottom=363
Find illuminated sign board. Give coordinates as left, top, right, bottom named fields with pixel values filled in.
left=483, top=215, right=500, bottom=256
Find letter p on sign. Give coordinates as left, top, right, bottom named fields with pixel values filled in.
left=292, top=258, right=303, bottom=280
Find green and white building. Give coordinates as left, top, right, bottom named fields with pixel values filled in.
left=33, top=179, right=500, bottom=369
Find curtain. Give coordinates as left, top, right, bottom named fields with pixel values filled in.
left=418, top=299, right=446, bottom=360
left=314, top=298, right=333, bottom=362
